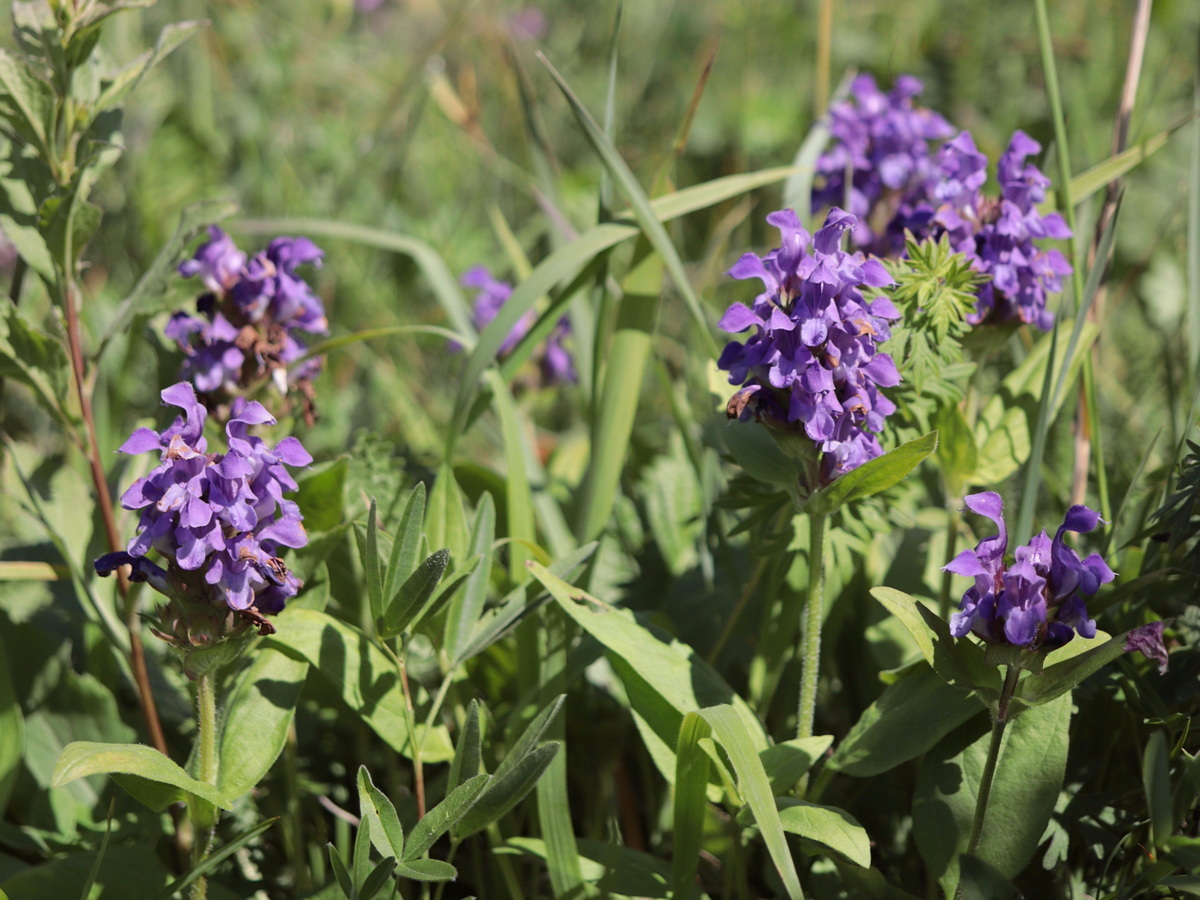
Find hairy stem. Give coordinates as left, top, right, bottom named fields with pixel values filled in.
left=188, top=672, right=220, bottom=900
left=797, top=511, right=826, bottom=742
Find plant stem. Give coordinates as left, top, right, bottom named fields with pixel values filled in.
left=189, top=672, right=220, bottom=900
left=797, top=511, right=826, bottom=742
left=939, top=503, right=961, bottom=622
left=385, top=640, right=426, bottom=818
left=957, top=665, right=1020, bottom=898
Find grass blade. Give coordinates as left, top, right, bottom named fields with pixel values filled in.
left=672, top=712, right=713, bottom=900
left=150, top=819, right=278, bottom=900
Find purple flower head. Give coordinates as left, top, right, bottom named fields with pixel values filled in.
left=173, top=228, right=330, bottom=423
left=718, top=207, right=901, bottom=487
left=451, top=266, right=576, bottom=386
left=97, top=382, right=311, bottom=636
left=812, top=74, right=955, bottom=257
left=944, top=492, right=1114, bottom=650
left=931, top=131, right=1072, bottom=329
left=1124, top=621, right=1169, bottom=675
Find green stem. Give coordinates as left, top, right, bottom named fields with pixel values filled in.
left=189, top=672, right=220, bottom=900
left=939, top=503, right=961, bottom=622
left=957, top=666, right=1020, bottom=898
left=797, top=511, right=827, bottom=742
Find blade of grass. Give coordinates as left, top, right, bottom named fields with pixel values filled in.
left=537, top=52, right=721, bottom=361
left=484, top=370, right=537, bottom=581
left=1189, top=60, right=1200, bottom=380
left=598, top=2, right=623, bottom=222
left=672, top=712, right=714, bottom=900
left=446, top=165, right=802, bottom=454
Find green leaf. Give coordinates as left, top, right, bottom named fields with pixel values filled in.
left=360, top=497, right=385, bottom=627
left=444, top=493, right=494, bottom=663
left=447, top=699, right=483, bottom=793
left=828, top=665, right=983, bottom=777
left=506, top=837, right=673, bottom=899
left=672, top=712, right=713, bottom=900
left=913, top=694, right=1071, bottom=894
left=404, top=773, right=489, bottom=861
left=699, top=706, right=804, bottom=900
left=956, top=855, right=1020, bottom=900
left=149, top=819, right=277, bottom=900
left=216, top=646, right=308, bottom=802
left=771, top=798, right=871, bottom=868
left=935, top=404, right=978, bottom=493
left=496, top=695, right=566, bottom=781
left=452, top=743, right=560, bottom=839
left=528, top=562, right=768, bottom=769
left=0, top=633, right=23, bottom=815
left=871, top=588, right=1000, bottom=701
left=293, top=459, right=348, bottom=534
left=327, top=842, right=354, bottom=898
left=93, top=21, right=203, bottom=114
left=807, top=432, right=937, bottom=515
left=392, top=858, right=458, bottom=883
left=0, top=303, right=71, bottom=428
left=357, top=766, right=405, bottom=861
left=51, top=742, right=230, bottom=810
left=383, top=483, right=427, bottom=602
left=0, top=49, right=52, bottom=153
left=760, top=736, right=833, bottom=794
left=263, top=609, right=454, bottom=762
left=1144, top=730, right=1174, bottom=850
left=1068, top=123, right=1180, bottom=206
left=426, top=464, right=469, bottom=566
left=353, top=811, right=373, bottom=887
left=1011, top=628, right=1129, bottom=709
left=381, top=550, right=449, bottom=638
left=360, top=858, right=397, bottom=900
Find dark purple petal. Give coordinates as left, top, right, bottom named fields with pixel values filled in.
left=1124, top=622, right=1168, bottom=675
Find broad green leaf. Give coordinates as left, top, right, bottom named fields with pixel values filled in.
left=0, top=846, right=169, bottom=900
left=956, top=855, right=1020, bottom=900
left=529, top=563, right=767, bottom=765
left=384, top=483, right=427, bottom=601
left=770, top=798, right=871, bottom=868
left=404, top=773, right=489, bottom=861
left=357, top=766, right=405, bottom=861
left=828, top=665, right=983, bottom=777
left=760, top=737, right=834, bottom=794
left=0, top=49, right=51, bottom=153
left=0, top=303, right=71, bottom=428
left=807, top=432, right=937, bottom=515
left=506, top=837, right=673, bottom=898
left=1144, top=731, right=1174, bottom=850
left=293, top=459, right=348, bottom=534
left=51, top=742, right=230, bottom=809
left=216, top=647, right=308, bottom=801
left=871, top=588, right=1000, bottom=701
left=149, top=818, right=277, bottom=900
left=263, top=609, right=454, bottom=762
left=717, top=417, right=807, bottom=491
left=447, top=699, right=483, bottom=793
left=381, top=549, right=449, bottom=638
left=444, top=492, right=494, bottom=662
left=699, top=706, right=804, bottom=900
left=393, top=858, right=458, bottom=882
left=425, top=464, right=468, bottom=566
left=452, top=743, right=560, bottom=839
left=0, top=634, right=23, bottom=814
left=913, top=694, right=1071, bottom=894
left=1012, top=628, right=1128, bottom=708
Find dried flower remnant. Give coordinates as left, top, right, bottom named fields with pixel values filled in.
left=931, top=132, right=1072, bottom=329
left=169, top=227, right=330, bottom=423
left=95, top=382, right=311, bottom=676
left=455, top=265, right=575, bottom=385
left=944, top=492, right=1114, bottom=651
left=1124, top=621, right=1169, bottom=675
left=812, top=74, right=955, bottom=257
left=717, top=207, right=901, bottom=486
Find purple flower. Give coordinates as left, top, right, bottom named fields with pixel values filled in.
left=173, top=228, right=329, bottom=421
left=718, top=207, right=901, bottom=485
left=944, top=492, right=1114, bottom=650
left=812, top=74, right=955, bottom=256
left=931, top=131, right=1072, bottom=329
left=1124, top=622, right=1169, bottom=675
left=97, top=382, right=311, bottom=620
left=454, top=266, right=575, bottom=385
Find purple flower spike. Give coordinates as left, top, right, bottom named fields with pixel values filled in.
left=451, top=265, right=576, bottom=386
left=812, top=74, right=955, bottom=257
left=98, top=381, right=311, bottom=625
left=944, top=493, right=1114, bottom=651
left=718, top=207, right=902, bottom=486
left=173, top=228, right=329, bottom=423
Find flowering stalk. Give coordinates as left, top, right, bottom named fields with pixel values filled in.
left=797, top=511, right=826, bottom=749
left=189, top=672, right=220, bottom=900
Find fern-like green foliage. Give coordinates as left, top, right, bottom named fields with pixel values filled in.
left=882, top=232, right=987, bottom=397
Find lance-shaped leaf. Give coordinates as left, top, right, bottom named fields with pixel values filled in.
left=380, top=549, right=450, bottom=638
left=358, top=766, right=405, bottom=861
left=52, top=742, right=231, bottom=810
left=451, top=743, right=559, bottom=839
left=404, top=773, right=489, bottom=861
left=806, top=432, right=938, bottom=515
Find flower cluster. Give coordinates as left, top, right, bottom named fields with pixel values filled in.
left=930, top=132, right=1072, bottom=329
left=718, top=207, right=901, bottom=485
left=944, top=492, right=1113, bottom=650
left=812, top=74, right=955, bottom=257
left=458, top=265, right=575, bottom=385
left=96, top=383, right=311, bottom=657
left=167, top=227, right=329, bottom=422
